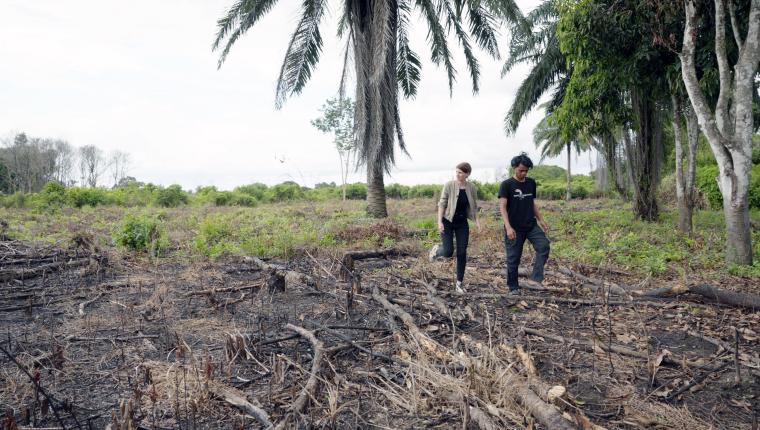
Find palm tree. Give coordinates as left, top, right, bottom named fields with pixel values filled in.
left=502, top=0, right=566, bottom=135
left=213, top=0, right=525, bottom=217
left=532, top=111, right=588, bottom=200
left=503, top=0, right=629, bottom=199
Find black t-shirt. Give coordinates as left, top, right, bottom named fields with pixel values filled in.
left=498, top=177, right=536, bottom=232
left=453, top=189, right=469, bottom=221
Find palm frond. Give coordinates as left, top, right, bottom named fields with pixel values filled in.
left=370, top=0, right=394, bottom=83
left=502, top=8, right=556, bottom=75
left=338, top=29, right=354, bottom=100
left=415, top=0, right=457, bottom=94
left=466, top=1, right=500, bottom=59
left=482, top=0, right=529, bottom=34
left=213, top=0, right=280, bottom=68
left=443, top=0, right=480, bottom=93
left=526, top=0, right=556, bottom=27
left=274, top=0, right=327, bottom=108
left=397, top=0, right=422, bottom=98
left=504, top=33, right=565, bottom=134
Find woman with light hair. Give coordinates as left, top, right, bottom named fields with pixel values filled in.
left=429, top=162, right=480, bottom=293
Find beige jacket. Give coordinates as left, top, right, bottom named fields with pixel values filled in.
left=438, top=180, right=478, bottom=222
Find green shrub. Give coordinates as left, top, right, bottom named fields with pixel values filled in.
left=2, top=192, right=28, bottom=208
left=155, top=184, right=188, bottom=207
left=230, top=193, right=258, bottom=207
left=344, top=183, right=368, bottom=200
left=40, top=182, right=67, bottom=208
left=235, top=183, right=268, bottom=201
left=114, top=213, right=167, bottom=255
left=193, top=214, right=235, bottom=258
left=385, top=183, right=410, bottom=199
left=269, top=182, right=305, bottom=201
left=407, top=184, right=438, bottom=198
left=66, top=187, right=110, bottom=208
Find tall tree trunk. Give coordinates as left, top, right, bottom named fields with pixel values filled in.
left=672, top=93, right=693, bottom=234
left=628, top=89, right=662, bottom=221
left=565, top=142, right=572, bottom=200
left=680, top=0, right=759, bottom=265
left=366, top=162, right=387, bottom=217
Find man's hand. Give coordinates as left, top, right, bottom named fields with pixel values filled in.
left=438, top=220, right=445, bottom=233
left=505, top=226, right=516, bottom=240
left=540, top=220, right=550, bottom=233
left=475, top=220, right=482, bottom=232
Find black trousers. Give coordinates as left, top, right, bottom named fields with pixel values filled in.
left=504, top=223, right=550, bottom=290
left=435, top=216, right=469, bottom=282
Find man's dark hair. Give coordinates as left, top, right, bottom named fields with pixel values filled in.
left=510, top=152, right=533, bottom=169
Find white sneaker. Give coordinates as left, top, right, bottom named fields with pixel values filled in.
left=455, top=281, right=466, bottom=294
left=428, top=244, right=440, bottom=262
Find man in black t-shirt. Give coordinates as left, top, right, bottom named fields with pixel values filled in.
left=498, top=153, right=550, bottom=293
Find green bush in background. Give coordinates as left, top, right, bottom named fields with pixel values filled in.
left=155, top=184, right=189, bottom=207
left=696, top=165, right=760, bottom=210
left=114, top=213, right=167, bottom=255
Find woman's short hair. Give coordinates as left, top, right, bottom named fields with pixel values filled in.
left=456, top=162, right=472, bottom=174
left=510, top=152, right=533, bottom=169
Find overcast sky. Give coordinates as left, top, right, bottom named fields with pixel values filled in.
left=0, top=0, right=596, bottom=189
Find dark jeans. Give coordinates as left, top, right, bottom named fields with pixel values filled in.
left=505, top=223, right=550, bottom=290
left=436, top=217, right=469, bottom=282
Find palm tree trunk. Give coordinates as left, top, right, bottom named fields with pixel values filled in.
left=366, top=162, right=387, bottom=217
left=565, top=142, right=572, bottom=200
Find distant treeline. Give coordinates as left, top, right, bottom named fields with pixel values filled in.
left=0, top=132, right=130, bottom=193
left=0, top=166, right=599, bottom=210
left=2, top=164, right=757, bottom=211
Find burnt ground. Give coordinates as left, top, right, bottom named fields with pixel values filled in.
left=1, top=236, right=759, bottom=429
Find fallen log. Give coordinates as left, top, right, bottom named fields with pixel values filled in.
left=207, top=381, right=272, bottom=428
left=0, top=258, right=92, bottom=282
left=638, top=284, right=760, bottom=310
left=273, top=323, right=325, bottom=430
left=340, top=249, right=407, bottom=280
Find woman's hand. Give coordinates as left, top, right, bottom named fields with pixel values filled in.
left=475, top=219, right=482, bottom=232
left=438, top=220, right=445, bottom=233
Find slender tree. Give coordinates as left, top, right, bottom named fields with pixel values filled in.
left=680, top=0, right=760, bottom=265
left=213, top=0, right=525, bottom=217
left=312, top=97, right=356, bottom=200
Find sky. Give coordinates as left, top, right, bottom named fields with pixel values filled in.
left=0, top=0, right=596, bottom=190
